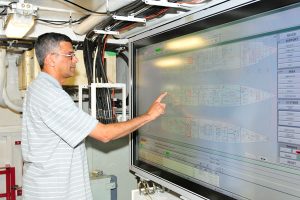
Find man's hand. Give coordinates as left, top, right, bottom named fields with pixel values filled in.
left=90, top=92, right=167, bottom=142
left=145, top=92, right=167, bottom=121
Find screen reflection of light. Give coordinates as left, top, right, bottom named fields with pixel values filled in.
left=165, top=36, right=206, bottom=51
left=154, top=57, right=184, bottom=68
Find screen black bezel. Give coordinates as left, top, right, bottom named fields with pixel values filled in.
left=131, top=0, right=300, bottom=199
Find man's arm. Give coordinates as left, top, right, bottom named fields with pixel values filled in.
left=89, top=92, right=167, bottom=143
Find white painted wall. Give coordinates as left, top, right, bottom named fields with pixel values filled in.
left=86, top=137, right=137, bottom=200
left=0, top=108, right=22, bottom=127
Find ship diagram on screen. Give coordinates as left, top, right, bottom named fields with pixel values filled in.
left=134, top=4, right=300, bottom=200
left=138, top=35, right=277, bottom=159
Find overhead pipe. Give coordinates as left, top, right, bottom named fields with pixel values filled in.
left=72, top=0, right=135, bottom=35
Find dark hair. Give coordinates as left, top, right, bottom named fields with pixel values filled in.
left=34, top=32, right=72, bottom=69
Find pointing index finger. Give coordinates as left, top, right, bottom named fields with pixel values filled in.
left=155, top=92, right=168, bottom=102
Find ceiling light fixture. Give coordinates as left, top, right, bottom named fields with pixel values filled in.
left=4, top=0, right=37, bottom=38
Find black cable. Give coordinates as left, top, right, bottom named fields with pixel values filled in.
left=97, top=35, right=109, bottom=83
left=0, top=4, right=10, bottom=15
left=93, top=17, right=115, bottom=32
left=114, top=0, right=145, bottom=16
left=36, top=15, right=90, bottom=25
left=96, top=35, right=110, bottom=122
left=35, top=19, right=69, bottom=25
left=63, top=0, right=111, bottom=15
left=83, top=31, right=99, bottom=121
left=83, top=32, right=92, bottom=83
left=8, top=2, right=17, bottom=5
left=118, top=52, right=128, bottom=66
left=1, top=0, right=18, bottom=14
left=99, top=35, right=116, bottom=123
left=83, top=30, right=97, bottom=84
left=110, top=21, right=134, bottom=32
left=136, top=6, right=167, bottom=18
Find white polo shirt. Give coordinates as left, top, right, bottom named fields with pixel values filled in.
left=22, top=72, right=98, bottom=200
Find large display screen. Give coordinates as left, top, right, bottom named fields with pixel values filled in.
left=131, top=1, right=300, bottom=199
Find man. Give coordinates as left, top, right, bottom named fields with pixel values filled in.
left=21, top=32, right=167, bottom=200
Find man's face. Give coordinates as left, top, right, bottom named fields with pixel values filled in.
left=54, top=41, right=78, bottom=79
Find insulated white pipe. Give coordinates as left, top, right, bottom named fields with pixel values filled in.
left=2, top=83, right=22, bottom=113
left=72, top=0, right=135, bottom=35
left=0, top=49, right=7, bottom=106
left=0, top=53, right=23, bottom=113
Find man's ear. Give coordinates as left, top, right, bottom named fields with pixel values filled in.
left=45, top=53, right=55, bottom=67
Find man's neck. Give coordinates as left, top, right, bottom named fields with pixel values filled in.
left=42, top=68, right=65, bottom=85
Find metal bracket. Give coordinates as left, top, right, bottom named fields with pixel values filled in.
left=93, top=30, right=119, bottom=35
left=10, top=1, right=38, bottom=16
left=177, top=2, right=209, bottom=11
left=107, top=38, right=129, bottom=45
left=143, top=0, right=207, bottom=11
left=143, top=0, right=181, bottom=8
left=106, top=182, right=116, bottom=190
left=112, top=15, right=146, bottom=23
left=180, top=196, right=191, bottom=200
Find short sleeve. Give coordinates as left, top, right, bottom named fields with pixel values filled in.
left=41, top=92, right=98, bottom=148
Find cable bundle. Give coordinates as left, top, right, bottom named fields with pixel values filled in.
left=83, top=32, right=117, bottom=124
